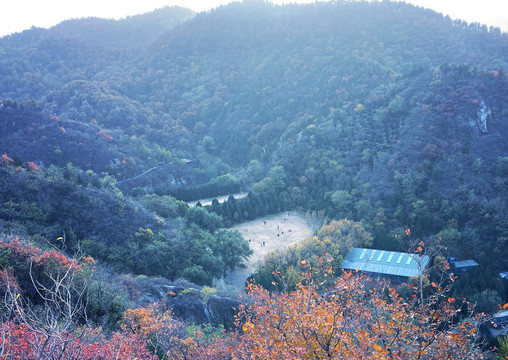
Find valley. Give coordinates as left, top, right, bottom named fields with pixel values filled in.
left=0, top=0, right=507, bottom=357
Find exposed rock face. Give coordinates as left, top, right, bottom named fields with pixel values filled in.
left=160, top=286, right=240, bottom=329
left=207, top=296, right=241, bottom=329
left=167, top=291, right=210, bottom=324
left=476, top=100, right=491, bottom=133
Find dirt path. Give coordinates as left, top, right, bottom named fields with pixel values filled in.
left=226, top=212, right=314, bottom=291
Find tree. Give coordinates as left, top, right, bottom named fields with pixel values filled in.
left=246, top=160, right=265, bottom=182
left=86, top=266, right=129, bottom=330
left=187, top=206, right=223, bottom=232
left=0, top=239, right=153, bottom=359
left=316, top=219, right=373, bottom=260
left=121, top=303, right=190, bottom=359
left=211, top=229, right=253, bottom=277
left=331, top=190, right=353, bottom=219
left=229, top=266, right=488, bottom=359
left=253, top=165, right=287, bottom=194
left=497, top=335, right=508, bottom=359
left=468, top=288, right=502, bottom=314
left=0, top=242, right=94, bottom=359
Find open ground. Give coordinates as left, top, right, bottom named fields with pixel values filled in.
left=226, top=212, right=314, bottom=291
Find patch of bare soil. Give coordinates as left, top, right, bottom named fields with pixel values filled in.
left=226, top=212, right=314, bottom=291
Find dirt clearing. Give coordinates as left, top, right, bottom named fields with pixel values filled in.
left=226, top=212, right=314, bottom=291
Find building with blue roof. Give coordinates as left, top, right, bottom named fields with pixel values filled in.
left=452, top=259, right=479, bottom=274
left=341, top=247, right=430, bottom=281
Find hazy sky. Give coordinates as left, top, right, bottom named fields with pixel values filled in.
left=1, top=0, right=507, bottom=38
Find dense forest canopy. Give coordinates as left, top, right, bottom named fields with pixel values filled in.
left=0, top=3, right=507, bottom=353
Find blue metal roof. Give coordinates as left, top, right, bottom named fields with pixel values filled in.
left=341, top=248, right=430, bottom=278
left=453, top=260, right=479, bottom=268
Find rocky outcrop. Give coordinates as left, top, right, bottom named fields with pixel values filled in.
left=207, top=296, right=241, bottom=329
left=476, top=100, right=491, bottom=133
left=167, top=291, right=211, bottom=324
left=154, top=285, right=240, bottom=329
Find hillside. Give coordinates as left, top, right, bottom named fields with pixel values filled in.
left=0, top=0, right=507, bottom=289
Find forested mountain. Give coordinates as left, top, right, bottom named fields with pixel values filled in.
left=0, top=0, right=507, bottom=286
left=50, top=7, right=195, bottom=49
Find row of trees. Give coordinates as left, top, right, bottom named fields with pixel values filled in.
left=204, top=191, right=286, bottom=226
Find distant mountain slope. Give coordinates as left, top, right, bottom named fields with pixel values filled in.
left=50, top=6, right=195, bottom=48
left=0, top=106, right=124, bottom=172
left=129, top=1, right=507, bottom=164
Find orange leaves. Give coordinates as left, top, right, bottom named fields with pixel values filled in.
left=0, top=268, right=486, bottom=359
left=0, top=268, right=20, bottom=292
left=34, top=248, right=78, bottom=270
left=0, top=238, right=486, bottom=359
left=0, top=238, right=40, bottom=260
left=0, top=239, right=93, bottom=275
left=26, top=161, right=39, bottom=171
left=0, top=156, right=41, bottom=171
left=1, top=321, right=154, bottom=360
left=242, top=321, right=255, bottom=333
left=122, top=307, right=157, bottom=337
left=0, top=153, right=14, bottom=167
left=96, top=129, right=113, bottom=142
left=82, top=256, right=95, bottom=266
left=121, top=302, right=192, bottom=359
left=228, top=271, right=484, bottom=360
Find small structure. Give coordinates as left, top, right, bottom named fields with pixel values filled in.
left=490, top=310, right=508, bottom=337
left=341, top=248, right=430, bottom=282
left=451, top=259, right=479, bottom=274
left=494, top=310, right=508, bottom=327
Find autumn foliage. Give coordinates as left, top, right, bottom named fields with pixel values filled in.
left=0, top=239, right=153, bottom=359
left=0, top=154, right=41, bottom=172
left=0, top=239, right=491, bottom=359
left=96, top=130, right=113, bottom=142
left=0, top=154, right=14, bottom=167
left=0, top=321, right=154, bottom=360
left=228, top=268, right=486, bottom=359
